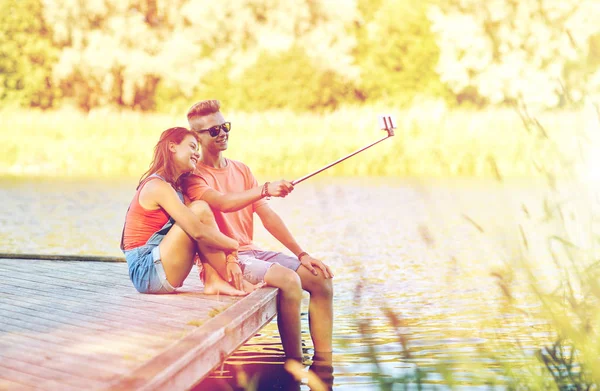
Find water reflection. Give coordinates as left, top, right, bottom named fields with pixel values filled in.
left=190, top=310, right=335, bottom=390
left=194, top=351, right=334, bottom=391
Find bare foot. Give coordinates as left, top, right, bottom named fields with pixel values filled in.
left=243, top=280, right=266, bottom=293
left=204, top=277, right=247, bottom=296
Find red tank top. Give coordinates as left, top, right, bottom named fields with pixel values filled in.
left=122, top=176, right=170, bottom=251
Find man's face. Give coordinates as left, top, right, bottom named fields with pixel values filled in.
left=190, top=112, right=229, bottom=152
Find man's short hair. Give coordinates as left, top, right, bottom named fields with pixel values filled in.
left=187, top=100, right=221, bottom=123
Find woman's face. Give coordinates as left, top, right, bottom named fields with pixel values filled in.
left=170, top=134, right=200, bottom=174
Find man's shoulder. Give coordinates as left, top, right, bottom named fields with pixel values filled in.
left=181, top=171, right=208, bottom=190
left=226, top=159, right=255, bottom=177
left=227, top=158, right=252, bottom=171
left=183, top=169, right=206, bottom=181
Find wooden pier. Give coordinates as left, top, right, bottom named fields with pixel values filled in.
left=0, top=256, right=279, bottom=390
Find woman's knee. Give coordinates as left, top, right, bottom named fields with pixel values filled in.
left=187, top=200, right=214, bottom=221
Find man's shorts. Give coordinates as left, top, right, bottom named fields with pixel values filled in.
left=238, top=250, right=302, bottom=285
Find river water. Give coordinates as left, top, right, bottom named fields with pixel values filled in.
left=0, top=176, right=588, bottom=390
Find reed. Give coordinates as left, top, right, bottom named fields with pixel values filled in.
left=0, top=106, right=586, bottom=180
left=351, top=101, right=600, bottom=389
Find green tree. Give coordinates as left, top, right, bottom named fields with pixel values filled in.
left=0, top=0, right=58, bottom=108
left=167, top=0, right=361, bottom=113
left=429, top=0, right=600, bottom=108
left=222, top=45, right=355, bottom=112
left=353, top=0, right=449, bottom=106
left=43, top=0, right=361, bottom=112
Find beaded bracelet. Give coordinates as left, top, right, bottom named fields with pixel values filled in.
left=297, top=251, right=309, bottom=261
left=261, top=182, right=271, bottom=199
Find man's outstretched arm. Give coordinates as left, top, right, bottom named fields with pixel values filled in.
left=256, top=204, right=333, bottom=279
left=201, top=186, right=262, bottom=212
left=185, top=175, right=293, bottom=212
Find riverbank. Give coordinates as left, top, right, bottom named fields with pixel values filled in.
left=1, top=106, right=589, bottom=180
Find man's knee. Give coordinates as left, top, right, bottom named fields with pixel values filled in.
left=309, top=275, right=333, bottom=299
left=268, top=265, right=303, bottom=301
left=188, top=200, right=214, bottom=220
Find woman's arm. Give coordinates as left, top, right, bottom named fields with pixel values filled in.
left=202, top=186, right=263, bottom=212
left=141, top=180, right=239, bottom=251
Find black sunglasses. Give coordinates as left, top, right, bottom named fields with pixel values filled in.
left=197, top=122, right=231, bottom=137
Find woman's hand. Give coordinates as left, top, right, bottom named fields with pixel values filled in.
left=226, top=253, right=243, bottom=290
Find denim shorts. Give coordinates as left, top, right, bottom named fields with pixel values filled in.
left=124, top=245, right=178, bottom=294
left=238, top=250, right=301, bottom=285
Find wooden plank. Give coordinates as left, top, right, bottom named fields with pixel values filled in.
left=1, top=260, right=134, bottom=287
left=0, top=300, right=178, bottom=347
left=0, top=284, right=215, bottom=330
left=0, top=262, right=133, bottom=291
left=108, top=287, right=279, bottom=391
left=0, top=258, right=235, bottom=302
left=0, top=292, right=190, bottom=334
left=0, top=289, right=186, bottom=331
left=0, top=340, right=128, bottom=381
left=0, top=356, right=105, bottom=390
left=0, top=253, right=125, bottom=262
left=0, top=365, right=47, bottom=391
left=0, top=263, right=236, bottom=311
left=0, top=330, right=137, bottom=375
left=0, top=317, right=80, bottom=345
left=0, top=282, right=232, bottom=334
left=0, top=308, right=167, bottom=355
left=0, top=258, right=280, bottom=390
left=0, top=274, right=217, bottom=314
left=0, top=301, right=110, bottom=331
left=0, top=378, right=34, bottom=391
left=0, top=315, right=179, bottom=381
left=0, top=318, right=161, bottom=365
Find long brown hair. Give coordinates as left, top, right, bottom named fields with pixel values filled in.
left=138, top=127, right=199, bottom=189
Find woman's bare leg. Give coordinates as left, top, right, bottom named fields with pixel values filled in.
left=158, top=200, right=245, bottom=295
left=190, top=201, right=267, bottom=292
left=202, top=263, right=265, bottom=294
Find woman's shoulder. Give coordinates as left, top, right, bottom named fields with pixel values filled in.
left=140, top=175, right=172, bottom=195
left=137, top=175, right=173, bottom=210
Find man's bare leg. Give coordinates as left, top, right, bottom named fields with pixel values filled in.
left=296, top=267, right=334, bottom=353
left=264, top=264, right=303, bottom=359
left=309, top=351, right=334, bottom=390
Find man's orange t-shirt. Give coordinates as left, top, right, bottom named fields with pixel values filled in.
left=182, top=159, right=267, bottom=251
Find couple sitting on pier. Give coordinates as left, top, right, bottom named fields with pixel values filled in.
left=120, top=99, right=333, bottom=360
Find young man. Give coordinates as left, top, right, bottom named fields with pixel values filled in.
left=181, top=99, right=333, bottom=360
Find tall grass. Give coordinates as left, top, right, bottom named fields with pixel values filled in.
left=351, top=101, right=600, bottom=389
left=0, top=105, right=587, bottom=179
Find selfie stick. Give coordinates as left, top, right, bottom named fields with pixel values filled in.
left=292, top=115, right=396, bottom=185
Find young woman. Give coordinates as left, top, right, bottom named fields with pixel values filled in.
left=120, top=127, right=259, bottom=295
